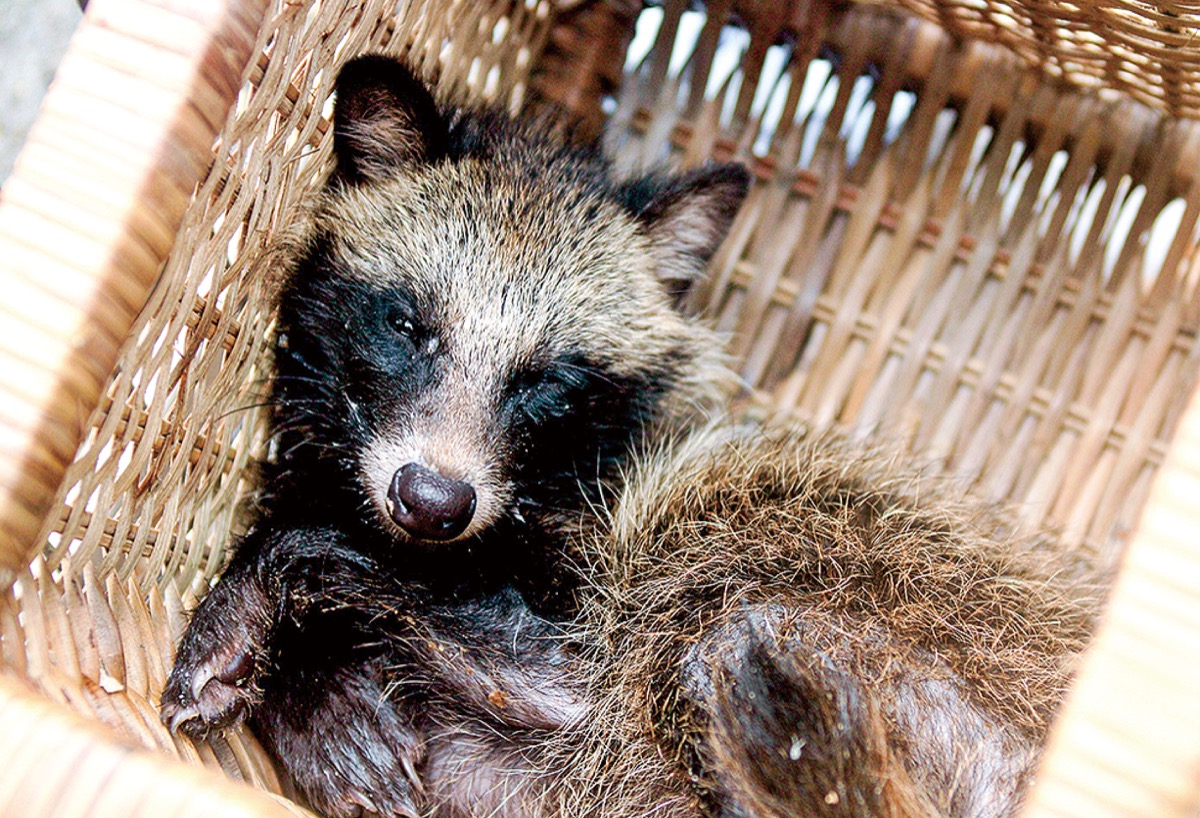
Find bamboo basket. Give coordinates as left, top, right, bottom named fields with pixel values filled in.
left=1, top=0, right=1199, bottom=815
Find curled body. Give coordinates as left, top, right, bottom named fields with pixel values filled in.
left=159, top=54, right=1098, bottom=818
left=312, top=420, right=1098, bottom=818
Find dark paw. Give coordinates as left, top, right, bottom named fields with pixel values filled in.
left=161, top=628, right=264, bottom=736
left=160, top=573, right=274, bottom=737
left=255, top=662, right=425, bottom=818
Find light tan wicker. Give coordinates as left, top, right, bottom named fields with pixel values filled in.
left=0, top=0, right=1197, bottom=815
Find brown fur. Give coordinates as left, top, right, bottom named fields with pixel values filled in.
left=312, top=115, right=740, bottom=545
left=529, top=419, right=1101, bottom=818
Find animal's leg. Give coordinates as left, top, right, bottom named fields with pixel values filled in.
left=253, top=652, right=425, bottom=818
left=684, top=613, right=936, bottom=818
left=160, top=526, right=371, bottom=737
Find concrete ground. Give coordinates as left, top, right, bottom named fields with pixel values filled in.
left=0, top=0, right=82, bottom=187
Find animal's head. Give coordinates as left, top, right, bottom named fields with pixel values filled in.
left=274, top=55, right=749, bottom=545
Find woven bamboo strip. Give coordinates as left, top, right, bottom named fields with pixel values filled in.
left=0, top=0, right=268, bottom=587
left=877, top=0, right=1200, bottom=119
left=0, top=674, right=311, bottom=818
left=2, top=555, right=281, bottom=780
left=1022, top=384, right=1200, bottom=818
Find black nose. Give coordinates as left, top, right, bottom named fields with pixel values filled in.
left=387, top=463, right=477, bottom=540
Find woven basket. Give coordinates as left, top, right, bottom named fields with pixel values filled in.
left=1, top=0, right=1198, bottom=814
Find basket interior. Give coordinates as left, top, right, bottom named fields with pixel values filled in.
left=606, top=1, right=1200, bottom=565
left=5, top=0, right=1200, bottom=809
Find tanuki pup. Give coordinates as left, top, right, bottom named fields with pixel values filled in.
left=160, top=54, right=1098, bottom=818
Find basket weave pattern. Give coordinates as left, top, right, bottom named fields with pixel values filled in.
left=609, top=2, right=1200, bottom=565
left=881, top=0, right=1200, bottom=118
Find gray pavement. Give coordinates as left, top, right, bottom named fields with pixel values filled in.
left=0, top=0, right=82, bottom=186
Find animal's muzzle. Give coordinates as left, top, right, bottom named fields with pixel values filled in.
left=387, top=462, right=477, bottom=540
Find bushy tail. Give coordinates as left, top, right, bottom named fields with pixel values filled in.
left=701, top=628, right=937, bottom=818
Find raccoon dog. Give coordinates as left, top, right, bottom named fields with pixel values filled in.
left=161, top=53, right=745, bottom=814
left=161, top=55, right=1097, bottom=818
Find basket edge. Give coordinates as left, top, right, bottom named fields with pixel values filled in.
left=0, top=0, right=270, bottom=586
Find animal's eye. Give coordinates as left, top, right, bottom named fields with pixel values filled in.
left=384, top=303, right=441, bottom=358
left=510, top=362, right=592, bottom=424
left=517, top=381, right=572, bottom=424
left=388, top=307, right=418, bottom=338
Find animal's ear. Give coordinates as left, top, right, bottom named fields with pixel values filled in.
left=620, top=163, right=751, bottom=303
left=332, top=55, right=448, bottom=184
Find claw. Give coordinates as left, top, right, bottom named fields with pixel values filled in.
left=399, top=754, right=424, bottom=795
left=189, top=665, right=216, bottom=701
left=162, top=701, right=198, bottom=733
left=159, top=564, right=273, bottom=738
left=347, top=789, right=378, bottom=813
left=171, top=710, right=193, bottom=733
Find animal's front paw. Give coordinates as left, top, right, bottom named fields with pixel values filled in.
left=161, top=573, right=274, bottom=737
left=161, top=624, right=264, bottom=736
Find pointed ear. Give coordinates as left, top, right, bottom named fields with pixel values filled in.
left=332, top=55, right=448, bottom=184
left=620, top=163, right=751, bottom=302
